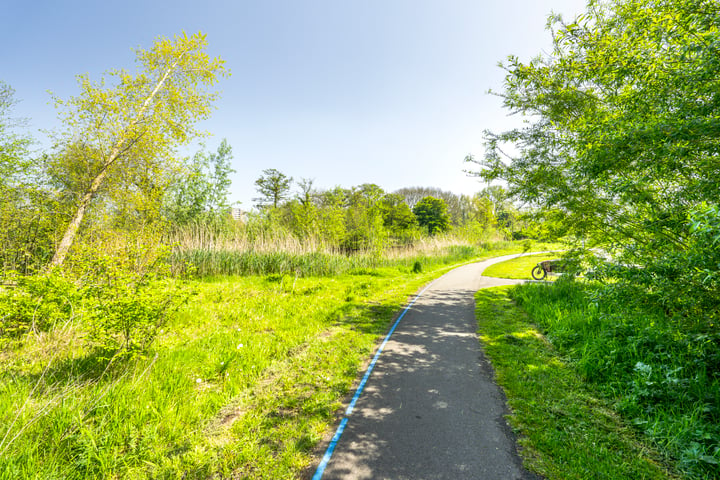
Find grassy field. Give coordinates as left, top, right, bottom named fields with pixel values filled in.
left=1, top=271, right=432, bottom=479
left=1, top=241, right=554, bottom=479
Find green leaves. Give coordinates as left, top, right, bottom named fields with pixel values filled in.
left=412, top=196, right=450, bottom=235
left=474, top=0, right=720, bottom=258
left=253, top=168, right=293, bottom=210
left=49, top=32, right=228, bottom=266
left=164, top=139, right=235, bottom=226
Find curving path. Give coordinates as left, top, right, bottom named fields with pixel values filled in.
left=311, top=253, right=542, bottom=480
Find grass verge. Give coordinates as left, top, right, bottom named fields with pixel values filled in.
left=474, top=286, right=678, bottom=480
left=1, top=241, right=561, bottom=479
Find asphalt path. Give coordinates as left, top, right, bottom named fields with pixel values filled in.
left=312, top=253, right=543, bottom=480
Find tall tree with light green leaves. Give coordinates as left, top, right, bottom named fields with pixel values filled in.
left=468, top=0, right=720, bottom=259
left=165, top=139, right=235, bottom=226
left=48, top=31, right=228, bottom=267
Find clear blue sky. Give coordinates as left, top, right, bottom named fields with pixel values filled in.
left=2, top=0, right=588, bottom=209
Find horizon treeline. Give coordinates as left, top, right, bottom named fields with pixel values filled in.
left=1, top=83, right=531, bottom=277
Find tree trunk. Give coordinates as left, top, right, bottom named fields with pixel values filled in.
left=49, top=166, right=110, bottom=267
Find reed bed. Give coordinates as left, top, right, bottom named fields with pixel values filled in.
left=168, top=224, right=512, bottom=277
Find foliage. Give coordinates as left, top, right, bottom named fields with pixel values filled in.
left=412, top=196, right=451, bottom=235
left=469, top=0, right=720, bottom=259
left=0, top=273, right=78, bottom=344
left=1, top=235, right=190, bottom=361
left=467, top=11, right=720, bottom=472
left=378, top=193, right=421, bottom=243
left=47, top=31, right=228, bottom=266
left=511, top=278, right=720, bottom=479
left=340, top=184, right=386, bottom=253
left=475, top=286, right=676, bottom=479
left=254, top=168, right=293, bottom=210
left=395, top=186, right=465, bottom=225
left=587, top=204, right=720, bottom=329
left=0, top=82, right=57, bottom=274
left=164, top=139, right=235, bottom=226
left=76, top=243, right=191, bottom=359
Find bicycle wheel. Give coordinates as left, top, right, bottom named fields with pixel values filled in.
left=531, top=265, right=547, bottom=280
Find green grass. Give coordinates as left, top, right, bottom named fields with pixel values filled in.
left=1, top=241, right=557, bottom=479
left=510, top=280, right=720, bottom=479
left=477, top=249, right=719, bottom=478
left=0, top=272, right=422, bottom=479
left=474, top=286, right=678, bottom=479
left=481, top=252, right=560, bottom=280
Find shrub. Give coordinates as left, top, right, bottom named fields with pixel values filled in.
left=0, top=272, right=78, bottom=342
left=74, top=243, right=191, bottom=360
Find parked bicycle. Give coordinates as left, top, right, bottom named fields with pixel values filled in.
left=531, top=259, right=565, bottom=280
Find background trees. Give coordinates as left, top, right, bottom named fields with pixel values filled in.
left=164, top=139, right=235, bottom=227
left=412, top=196, right=450, bottom=235
left=254, top=168, right=293, bottom=210
left=247, top=171, right=509, bottom=251
left=0, top=82, right=55, bottom=273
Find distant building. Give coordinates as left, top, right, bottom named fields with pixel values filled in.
left=228, top=207, right=248, bottom=222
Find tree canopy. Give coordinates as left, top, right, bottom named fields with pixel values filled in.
left=48, top=31, right=228, bottom=266
left=413, top=196, right=451, bottom=235
left=165, top=139, right=235, bottom=226
left=254, top=168, right=293, bottom=210
left=468, top=0, right=720, bottom=258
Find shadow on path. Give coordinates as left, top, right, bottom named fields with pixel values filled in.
left=315, top=255, right=542, bottom=480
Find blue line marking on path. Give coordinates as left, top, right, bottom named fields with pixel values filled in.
left=312, top=282, right=434, bottom=480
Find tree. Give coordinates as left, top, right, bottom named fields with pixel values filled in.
left=395, top=186, right=467, bottom=225
left=48, top=31, right=228, bottom=267
left=468, top=0, right=720, bottom=259
left=284, top=178, right=318, bottom=238
left=296, top=178, right=316, bottom=206
left=378, top=193, right=419, bottom=241
left=469, top=194, right=496, bottom=229
left=165, top=139, right=235, bottom=225
left=343, top=184, right=386, bottom=252
left=413, top=196, right=450, bottom=235
left=254, top=168, right=292, bottom=209
left=315, top=187, right=347, bottom=247
left=0, top=82, right=56, bottom=273
left=0, top=82, right=32, bottom=183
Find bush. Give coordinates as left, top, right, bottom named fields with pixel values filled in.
left=0, top=236, right=192, bottom=362
left=74, top=242, right=191, bottom=360
left=0, top=272, right=78, bottom=342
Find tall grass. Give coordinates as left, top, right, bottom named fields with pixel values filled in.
left=510, top=279, right=720, bottom=479
left=169, top=223, right=516, bottom=277
left=3, top=246, right=507, bottom=478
